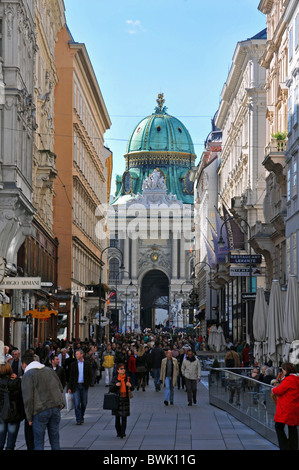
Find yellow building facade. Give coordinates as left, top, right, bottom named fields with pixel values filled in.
left=54, top=25, right=112, bottom=341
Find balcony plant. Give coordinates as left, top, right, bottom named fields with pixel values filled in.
left=271, top=131, right=287, bottom=152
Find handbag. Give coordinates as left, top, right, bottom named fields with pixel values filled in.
left=65, top=392, right=74, bottom=412
left=103, top=392, right=119, bottom=411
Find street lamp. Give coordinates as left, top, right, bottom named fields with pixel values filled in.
left=115, top=270, right=130, bottom=331
left=125, top=282, right=138, bottom=332
left=179, top=281, right=193, bottom=329
left=98, top=246, right=124, bottom=344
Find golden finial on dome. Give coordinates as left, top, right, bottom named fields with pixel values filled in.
left=157, top=93, right=165, bottom=110
left=155, top=93, right=167, bottom=114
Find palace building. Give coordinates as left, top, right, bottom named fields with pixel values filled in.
left=107, top=94, right=197, bottom=332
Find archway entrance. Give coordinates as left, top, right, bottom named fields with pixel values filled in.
left=140, top=270, right=169, bottom=330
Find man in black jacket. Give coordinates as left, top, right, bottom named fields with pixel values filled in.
left=68, top=349, right=93, bottom=425
left=149, top=342, right=165, bottom=391
left=50, top=355, right=66, bottom=389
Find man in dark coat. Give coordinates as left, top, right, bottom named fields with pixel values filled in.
left=50, top=355, right=66, bottom=389
left=68, top=349, right=93, bottom=425
left=149, top=342, right=165, bottom=391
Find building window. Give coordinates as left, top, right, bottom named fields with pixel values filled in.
left=287, top=167, right=291, bottom=200
left=289, top=26, right=293, bottom=62
left=288, top=95, right=293, bottom=134
left=295, top=14, right=299, bottom=50
left=109, top=258, right=119, bottom=281
left=294, top=86, right=298, bottom=127
left=293, top=158, right=297, bottom=196
left=0, top=20, right=2, bottom=58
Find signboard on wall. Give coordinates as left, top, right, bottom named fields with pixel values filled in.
left=0, top=277, right=41, bottom=289
left=230, top=267, right=262, bottom=277
left=229, top=254, right=262, bottom=264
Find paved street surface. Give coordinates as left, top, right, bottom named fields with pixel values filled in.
left=14, top=371, right=279, bottom=453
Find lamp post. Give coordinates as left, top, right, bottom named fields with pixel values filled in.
left=179, top=281, right=193, bottom=329
left=125, top=282, right=138, bottom=332
left=191, top=261, right=213, bottom=325
left=218, top=216, right=254, bottom=356
left=115, top=270, right=130, bottom=332
left=98, top=246, right=124, bottom=344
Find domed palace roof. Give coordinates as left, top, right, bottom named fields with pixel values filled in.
left=126, top=95, right=195, bottom=155
left=112, top=94, right=197, bottom=205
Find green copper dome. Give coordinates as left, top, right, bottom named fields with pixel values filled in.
left=112, top=94, right=197, bottom=205
left=126, top=95, right=195, bottom=155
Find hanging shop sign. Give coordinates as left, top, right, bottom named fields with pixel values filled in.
left=25, top=307, right=58, bottom=319
left=229, top=267, right=262, bottom=277
left=229, top=254, right=262, bottom=264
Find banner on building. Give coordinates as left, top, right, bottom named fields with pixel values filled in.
left=222, top=205, right=244, bottom=250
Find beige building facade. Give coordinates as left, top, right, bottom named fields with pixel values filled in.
left=214, top=29, right=268, bottom=342
left=254, top=0, right=289, bottom=289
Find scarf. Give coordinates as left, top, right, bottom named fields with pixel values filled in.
left=118, top=373, right=127, bottom=397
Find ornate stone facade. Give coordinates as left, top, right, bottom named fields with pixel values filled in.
left=109, top=100, right=195, bottom=333
left=0, top=1, right=37, bottom=271
left=284, top=0, right=299, bottom=280
left=214, top=29, right=268, bottom=341
left=255, top=0, right=289, bottom=289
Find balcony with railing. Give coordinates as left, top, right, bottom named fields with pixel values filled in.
left=263, top=136, right=287, bottom=185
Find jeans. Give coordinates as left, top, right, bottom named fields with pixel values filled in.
left=73, top=384, right=88, bottom=423
left=185, top=378, right=197, bottom=404
left=164, top=377, right=174, bottom=403
left=104, top=367, right=114, bottom=386
left=32, top=407, right=61, bottom=450
left=0, top=418, right=20, bottom=450
left=152, top=368, right=161, bottom=390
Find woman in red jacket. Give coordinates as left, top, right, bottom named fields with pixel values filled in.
left=271, top=362, right=299, bottom=450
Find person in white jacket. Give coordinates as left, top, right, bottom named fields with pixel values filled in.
left=181, top=350, right=201, bottom=406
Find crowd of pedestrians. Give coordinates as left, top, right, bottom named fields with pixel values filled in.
left=1, top=330, right=299, bottom=450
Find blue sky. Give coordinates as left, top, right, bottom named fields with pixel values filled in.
left=64, top=0, right=267, bottom=195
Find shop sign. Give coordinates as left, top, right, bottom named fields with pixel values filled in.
left=0, top=277, right=41, bottom=290
left=230, top=267, right=262, bottom=277
left=229, top=254, right=262, bottom=264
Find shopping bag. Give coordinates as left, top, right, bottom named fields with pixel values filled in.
left=65, top=392, right=74, bottom=412
left=103, top=393, right=119, bottom=411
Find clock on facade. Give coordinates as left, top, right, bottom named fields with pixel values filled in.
left=150, top=252, right=159, bottom=262
left=123, top=171, right=132, bottom=194
left=0, top=257, right=6, bottom=284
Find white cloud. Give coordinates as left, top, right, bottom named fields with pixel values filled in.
left=126, top=19, right=145, bottom=35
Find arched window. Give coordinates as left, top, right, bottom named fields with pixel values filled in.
left=109, top=258, right=119, bottom=281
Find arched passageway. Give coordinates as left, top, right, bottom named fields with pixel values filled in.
left=140, top=270, right=169, bottom=330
